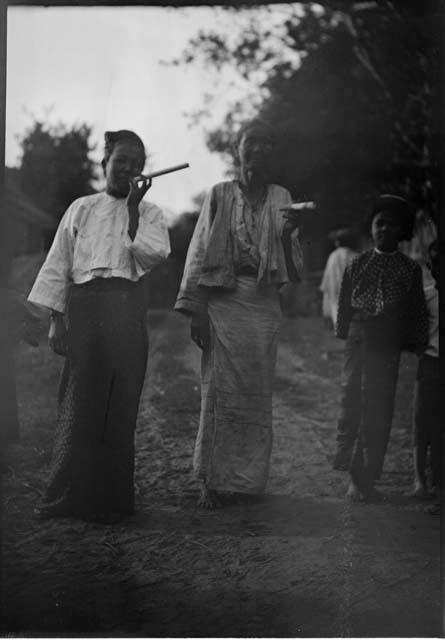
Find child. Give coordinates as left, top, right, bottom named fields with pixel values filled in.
left=333, top=195, right=428, bottom=501
left=320, top=228, right=359, bottom=330
left=412, top=239, right=440, bottom=511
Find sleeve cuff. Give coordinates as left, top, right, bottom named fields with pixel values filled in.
left=27, top=283, right=67, bottom=314
left=174, top=297, right=207, bottom=316
left=125, top=231, right=170, bottom=270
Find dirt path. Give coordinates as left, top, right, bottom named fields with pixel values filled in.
left=2, top=311, right=441, bottom=637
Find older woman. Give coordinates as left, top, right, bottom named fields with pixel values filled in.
left=28, top=130, right=170, bottom=523
left=175, top=119, right=304, bottom=508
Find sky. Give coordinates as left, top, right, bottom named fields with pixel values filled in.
left=6, top=6, right=257, bottom=218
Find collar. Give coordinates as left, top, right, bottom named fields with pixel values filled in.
left=235, top=181, right=268, bottom=208
left=104, top=189, right=125, bottom=202
left=374, top=247, right=399, bottom=256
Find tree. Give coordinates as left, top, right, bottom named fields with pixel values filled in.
left=173, top=2, right=439, bottom=242
left=18, top=119, right=97, bottom=246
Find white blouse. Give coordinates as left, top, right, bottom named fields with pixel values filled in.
left=28, top=192, right=171, bottom=313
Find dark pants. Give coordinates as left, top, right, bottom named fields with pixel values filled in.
left=335, top=321, right=363, bottom=457
left=413, top=354, right=440, bottom=489
left=336, top=317, right=401, bottom=491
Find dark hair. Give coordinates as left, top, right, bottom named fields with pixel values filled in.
left=330, top=228, right=359, bottom=250
left=429, top=238, right=438, bottom=255
left=364, top=194, right=415, bottom=241
left=101, top=130, right=146, bottom=172
left=235, top=118, right=276, bottom=147
left=428, top=239, right=439, bottom=281
left=428, top=239, right=439, bottom=265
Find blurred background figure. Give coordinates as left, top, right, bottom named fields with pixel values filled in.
left=401, top=210, right=437, bottom=286
left=411, top=239, right=439, bottom=511
left=320, top=228, right=359, bottom=331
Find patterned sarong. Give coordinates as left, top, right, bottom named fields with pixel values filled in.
left=41, top=278, right=148, bottom=521
left=194, top=276, right=281, bottom=494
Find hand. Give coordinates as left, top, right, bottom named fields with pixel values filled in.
left=127, top=176, right=152, bottom=210
left=281, top=201, right=315, bottom=235
left=282, top=212, right=300, bottom=236
left=127, top=177, right=152, bottom=240
left=191, top=313, right=210, bottom=350
left=48, top=315, right=68, bottom=356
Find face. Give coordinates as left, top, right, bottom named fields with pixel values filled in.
left=105, top=142, right=145, bottom=198
left=371, top=211, right=401, bottom=252
left=238, top=128, right=273, bottom=175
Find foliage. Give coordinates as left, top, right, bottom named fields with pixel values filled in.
left=18, top=119, right=97, bottom=244
left=174, top=2, right=439, bottom=236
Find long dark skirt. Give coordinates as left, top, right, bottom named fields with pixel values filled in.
left=40, top=278, right=148, bottom=522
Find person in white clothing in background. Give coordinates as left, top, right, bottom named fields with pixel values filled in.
left=28, top=129, right=170, bottom=524
left=320, top=228, right=359, bottom=330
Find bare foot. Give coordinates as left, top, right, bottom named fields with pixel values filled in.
left=345, top=481, right=362, bottom=502
left=197, top=486, right=223, bottom=510
left=332, top=446, right=353, bottom=471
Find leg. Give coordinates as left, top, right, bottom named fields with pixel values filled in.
left=354, top=336, right=400, bottom=498
left=96, top=306, right=148, bottom=520
left=345, top=480, right=362, bottom=502
left=421, top=356, right=441, bottom=494
left=412, top=371, right=429, bottom=498
left=333, top=323, right=364, bottom=470
left=39, top=284, right=147, bottom=523
left=348, top=430, right=385, bottom=502
left=38, top=310, right=112, bottom=520
left=194, top=284, right=279, bottom=497
left=197, top=483, right=223, bottom=510
left=410, top=356, right=440, bottom=499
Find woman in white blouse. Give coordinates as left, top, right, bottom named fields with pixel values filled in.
left=28, top=130, right=170, bottom=523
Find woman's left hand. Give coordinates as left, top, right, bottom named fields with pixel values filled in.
left=282, top=212, right=299, bottom=236
left=127, top=177, right=152, bottom=240
left=127, top=176, right=152, bottom=210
